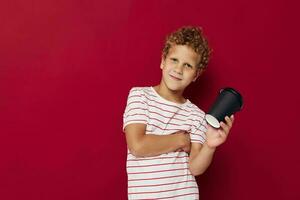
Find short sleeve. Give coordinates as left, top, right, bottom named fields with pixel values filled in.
left=123, top=88, right=148, bottom=131
left=189, top=110, right=207, bottom=144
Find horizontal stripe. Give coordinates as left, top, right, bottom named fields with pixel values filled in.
left=191, top=139, right=204, bottom=143
left=128, top=186, right=198, bottom=195
left=127, top=161, right=188, bottom=168
left=128, top=113, right=190, bottom=127
left=131, top=192, right=199, bottom=200
left=127, top=155, right=188, bottom=162
left=190, top=133, right=205, bottom=141
left=128, top=167, right=189, bottom=175
left=128, top=174, right=192, bottom=182
left=126, top=100, right=146, bottom=108
left=146, top=122, right=188, bottom=132
left=128, top=180, right=196, bottom=188
left=147, top=110, right=189, bottom=122
left=127, top=107, right=194, bottom=122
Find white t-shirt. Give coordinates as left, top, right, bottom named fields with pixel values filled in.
left=123, top=87, right=207, bottom=200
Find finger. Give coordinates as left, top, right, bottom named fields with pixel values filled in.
left=225, top=116, right=233, bottom=128
left=219, top=129, right=227, bottom=139
left=220, top=121, right=229, bottom=134
left=230, top=115, right=235, bottom=124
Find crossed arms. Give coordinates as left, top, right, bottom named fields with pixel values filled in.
left=124, top=115, right=234, bottom=176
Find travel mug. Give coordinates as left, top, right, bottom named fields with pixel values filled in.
left=205, top=87, right=243, bottom=128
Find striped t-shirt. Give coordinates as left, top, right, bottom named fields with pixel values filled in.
left=123, top=87, right=207, bottom=200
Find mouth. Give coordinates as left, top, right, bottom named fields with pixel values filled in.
left=169, top=74, right=182, bottom=81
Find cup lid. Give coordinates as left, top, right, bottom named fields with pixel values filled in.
left=205, top=114, right=220, bottom=129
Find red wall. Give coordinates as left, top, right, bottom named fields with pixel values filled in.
left=1, top=0, right=299, bottom=199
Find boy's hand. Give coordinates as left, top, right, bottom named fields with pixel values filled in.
left=173, top=131, right=191, bottom=153
left=205, top=115, right=234, bottom=149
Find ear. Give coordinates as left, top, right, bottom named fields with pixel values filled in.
left=160, top=57, right=165, bottom=70
left=193, top=68, right=205, bottom=82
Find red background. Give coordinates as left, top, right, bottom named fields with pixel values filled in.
left=1, top=0, right=299, bottom=199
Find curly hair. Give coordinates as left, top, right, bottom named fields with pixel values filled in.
left=162, top=26, right=212, bottom=69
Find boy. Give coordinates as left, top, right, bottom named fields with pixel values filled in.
left=123, top=26, right=234, bottom=199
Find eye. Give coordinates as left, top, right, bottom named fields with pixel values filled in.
left=184, top=63, right=193, bottom=68
left=170, top=58, right=178, bottom=63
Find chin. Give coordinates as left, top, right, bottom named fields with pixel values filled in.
left=163, top=77, right=187, bottom=92
left=165, top=83, right=184, bottom=92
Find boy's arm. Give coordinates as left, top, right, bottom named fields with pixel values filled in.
left=188, top=143, right=216, bottom=176
left=188, top=115, right=234, bottom=176
left=125, top=123, right=190, bottom=157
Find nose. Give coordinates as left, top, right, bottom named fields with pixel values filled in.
left=174, top=64, right=183, bottom=74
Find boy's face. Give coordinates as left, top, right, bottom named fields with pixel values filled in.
left=160, top=45, right=203, bottom=93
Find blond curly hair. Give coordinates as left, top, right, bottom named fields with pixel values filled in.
left=162, top=26, right=212, bottom=69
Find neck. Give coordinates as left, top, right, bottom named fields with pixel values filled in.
left=153, top=83, right=186, bottom=104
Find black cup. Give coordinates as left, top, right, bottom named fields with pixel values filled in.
left=205, top=87, right=243, bottom=128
